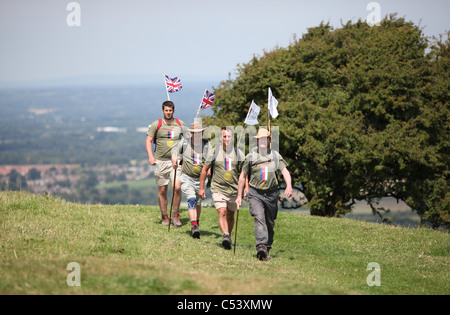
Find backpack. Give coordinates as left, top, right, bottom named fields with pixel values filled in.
left=152, top=118, right=182, bottom=144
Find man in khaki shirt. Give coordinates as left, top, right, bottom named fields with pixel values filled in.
left=172, top=122, right=210, bottom=239
left=199, top=127, right=247, bottom=249
left=145, top=101, right=186, bottom=226
left=236, top=128, right=293, bottom=260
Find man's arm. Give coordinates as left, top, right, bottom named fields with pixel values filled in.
left=235, top=171, right=248, bottom=209
left=281, top=168, right=293, bottom=198
left=198, top=165, right=210, bottom=200
left=145, top=136, right=156, bottom=165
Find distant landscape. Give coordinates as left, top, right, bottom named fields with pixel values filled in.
left=0, top=84, right=419, bottom=227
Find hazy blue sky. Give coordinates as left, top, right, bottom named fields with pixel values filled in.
left=0, top=0, right=448, bottom=85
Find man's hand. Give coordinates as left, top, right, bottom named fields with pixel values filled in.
left=199, top=188, right=206, bottom=200
left=235, top=195, right=242, bottom=210
left=148, top=156, right=156, bottom=165
left=284, top=185, right=293, bottom=198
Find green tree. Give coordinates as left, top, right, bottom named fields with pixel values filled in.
left=207, top=15, right=449, bottom=227
left=27, top=168, right=41, bottom=180
left=8, top=169, right=28, bottom=191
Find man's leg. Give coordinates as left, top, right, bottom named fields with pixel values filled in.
left=226, top=208, right=235, bottom=235
left=171, top=168, right=182, bottom=227
left=265, top=189, right=279, bottom=250
left=248, top=188, right=269, bottom=252
left=217, top=207, right=229, bottom=235
left=158, top=185, right=169, bottom=225
left=187, top=197, right=200, bottom=239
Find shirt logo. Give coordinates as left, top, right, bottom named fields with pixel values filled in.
left=224, top=158, right=232, bottom=171
left=193, top=153, right=200, bottom=165
left=260, top=166, right=268, bottom=181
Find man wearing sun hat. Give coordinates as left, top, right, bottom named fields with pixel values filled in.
left=235, top=128, right=293, bottom=260
left=172, top=121, right=210, bottom=238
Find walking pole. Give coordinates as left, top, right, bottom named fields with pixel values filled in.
left=233, top=207, right=240, bottom=255
left=168, top=163, right=178, bottom=232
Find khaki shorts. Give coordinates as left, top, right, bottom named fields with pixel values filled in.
left=180, top=173, right=207, bottom=205
left=212, top=192, right=238, bottom=212
left=154, top=160, right=181, bottom=187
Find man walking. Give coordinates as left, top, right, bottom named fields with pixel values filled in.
left=173, top=121, right=210, bottom=239
left=235, top=128, right=293, bottom=260
left=199, top=127, right=246, bottom=249
left=146, top=101, right=186, bottom=227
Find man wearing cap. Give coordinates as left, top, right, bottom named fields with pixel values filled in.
left=172, top=122, right=210, bottom=239
left=235, top=128, right=293, bottom=260
left=146, top=101, right=186, bottom=227
left=199, top=127, right=246, bottom=250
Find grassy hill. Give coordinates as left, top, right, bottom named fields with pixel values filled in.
left=0, top=191, right=448, bottom=295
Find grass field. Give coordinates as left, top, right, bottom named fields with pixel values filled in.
left=0, top=191, right=448, bottom=295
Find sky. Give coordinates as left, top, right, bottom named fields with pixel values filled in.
left=0, top=0, right=449, bottom=86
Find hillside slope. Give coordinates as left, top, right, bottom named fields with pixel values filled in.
left=0, top=191, right=448, bottom=295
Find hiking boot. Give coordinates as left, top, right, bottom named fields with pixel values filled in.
left=256, top=244, right=268, bottom=261
left=172, top=212, right=182, bottom=227
left=222, top=234, right=232, bottom=250
left=191, top=224, right=200, bottom=239
left=161, top=214, right=169, bottom=226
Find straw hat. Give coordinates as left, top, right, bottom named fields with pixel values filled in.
left=188, top=122, right=206, bottom=133
left=253, top=128, right=271, bottom=139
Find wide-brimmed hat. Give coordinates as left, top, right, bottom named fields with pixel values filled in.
left=188, top=122, right=206, bottom=133
left=253, top=128, right=271, bottom=139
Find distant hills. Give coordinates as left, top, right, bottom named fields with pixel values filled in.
left=0, top=74, right=228, bottom=89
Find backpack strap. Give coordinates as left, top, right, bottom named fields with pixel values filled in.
left=152, top=118, right=182, bottom=145
left=248, top=149, right=280, bottom=182
left=152, top=119, right=163, bottom=144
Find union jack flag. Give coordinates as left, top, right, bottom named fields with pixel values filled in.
left=200, top=90, right=215, bottom=109
left=164, top=75, right=182, bottom=93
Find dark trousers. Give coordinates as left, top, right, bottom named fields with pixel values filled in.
left=248, top=187, right=278, bottom=249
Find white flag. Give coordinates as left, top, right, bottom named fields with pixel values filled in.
left=245, top=101, right=261, bottom=125
left=268, top=87, right=279, bottom=119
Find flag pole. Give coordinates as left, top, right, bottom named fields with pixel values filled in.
left=195, top=89, right=207, bottom=120
left=236, top=102, right=254, bottom=149
left=268, top=88, right=271, bottom=134
left=164, top=74, right=170, bottom=101
left=268, top=90, right=270, bottom=133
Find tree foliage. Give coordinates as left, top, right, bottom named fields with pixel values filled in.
left=207, top=15, right=449, bottom=227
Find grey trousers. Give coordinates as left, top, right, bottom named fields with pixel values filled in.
left=247, top=187, right=279, bottom=249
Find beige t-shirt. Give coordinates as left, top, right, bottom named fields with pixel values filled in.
left=147, top=119, right=186, bottom=161
left=205, top=145, right=244, bottom=196
left=242, top=150, right=287, bottom=191
left=178, top=139, right=210, bottom=177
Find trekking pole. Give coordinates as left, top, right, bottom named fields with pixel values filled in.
left=233, top=207, right=240, bottom=255
left=168, top=163, right=178, bottom=232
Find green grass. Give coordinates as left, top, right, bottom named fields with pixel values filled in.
left=96, top=178, right=157, bottom=190
left=0, top=191, right=448, bottom=295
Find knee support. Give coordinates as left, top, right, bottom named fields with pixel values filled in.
left=187, top=197, right=197, bottom=210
